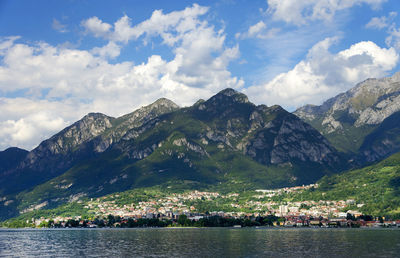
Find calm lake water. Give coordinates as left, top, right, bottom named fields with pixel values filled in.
left=1, top=227, right=400, bottom=257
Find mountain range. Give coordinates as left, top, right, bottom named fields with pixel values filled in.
left=294, top=72, right=400, bottom=162
left=1, top=72, right=400, bottom=220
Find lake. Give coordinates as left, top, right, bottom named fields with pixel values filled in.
left=1, top=227, right=400, bottom=257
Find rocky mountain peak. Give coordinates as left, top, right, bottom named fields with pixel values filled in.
left=212, top=88, right=250, bottom=104
left=84, top=112, right=109, bottom=119
left=293, top=71, right=400, bottom=154
left=193, top=99, right=205, bottom=106
left=149, top=98, right=179, bottom=110
left=66, top=113, right=113, bottom=138
left=295, top=72, right=400, bottom=128
left=266, top=105, right=284, bottom=113
left=114, top=98, right=179, bottom=134
left=219, top=88, right=238, bottom=96
left=392, top=71, right=400, bottom=81
left=27, top=112, right=114, bottom=159
left=194, top=88, right=254, bottom=121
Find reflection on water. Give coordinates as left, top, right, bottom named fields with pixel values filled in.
left=1, top=228, right=400, bottom=257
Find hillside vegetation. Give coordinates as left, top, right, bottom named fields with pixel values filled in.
left=292, top=152, right=400, bottom=217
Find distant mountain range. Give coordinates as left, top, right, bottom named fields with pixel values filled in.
left=295, top=72, right=400, bottom=162
left=1, top=72, right=400, bottom=220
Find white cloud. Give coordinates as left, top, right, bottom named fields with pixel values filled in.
left=52, top=18, right=68, bottom=33
left=114, top=4, right=209, bottom=45
left=81, top=4, right=209, bottom=45
left=91, top=41, right=121, bottom=59
left=244, top=38, right=399, bottom=109
left=0, top=98, right=73, bottom=150
left=366, top=12, right=400, bottom=51
left=267, top=0, right=387, bottom=25
left=366, top=17, right=389, bottom=29
left=0, top=5, right=242, bottom=150
left=111, top=15, right=140, bottom=43
left=366, top=12, right=397, bottom=29
left=0, top=36, right=20, bottom=55
left=365, top=12, right=400, bottom=51
left=366, top=13, right=400, bottom=51
left=248, top=21, right=267, bottom=37
left=81, top=16, right=112, bottom=38
left=386, top=27, right=400, bottom=50
left=236, top=21, right=280, bottom=40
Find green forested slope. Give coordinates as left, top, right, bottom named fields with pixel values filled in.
left=295, top=152, right=400, bottom=217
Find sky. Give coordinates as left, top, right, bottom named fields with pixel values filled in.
left=1, top=0, right=400, bottom=151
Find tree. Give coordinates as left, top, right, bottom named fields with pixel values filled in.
left=107, top=214, right=115, bottom=227
left=178, top=215, right=187, bottom=226
left=346, top=213, right=355, bottom=221
left=177, top=214, right=190, bottom=226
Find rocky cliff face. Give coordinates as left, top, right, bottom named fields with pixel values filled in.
left=188, top=88, right=340, bottom=169
left=110, top=98, right=179, bottom=141
left=0, top=99, right=180, bottom=195
left=295, top=72, right=400, bottom=131
left=244, top=109, right=338, bottom=166
left=294, top=72, right=400, bottom=155
left=22, top=113, right=114, bottom=168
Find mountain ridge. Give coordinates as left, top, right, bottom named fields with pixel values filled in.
left=3, top=70, right=400, bottom=221
left=0, top=98, right=180, bottom=196
left=0, top=88, right=345, bottom=220
left=294, top=72, right=400, bottom=160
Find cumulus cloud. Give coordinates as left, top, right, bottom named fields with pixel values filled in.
left=267, top=0, right=387, bottom=25
left=0, top=5, right=242, bottom=150
left=81, top=4, right=209, bottom=45
left=0, top=98, right=76, bottom=150
left=91, top=41, right=121, bottom=59
left=0, top=36, right=20, bottom=55
left=81, top=16, right=112, bottom=38
left=244, top=37, right=399, bottom=109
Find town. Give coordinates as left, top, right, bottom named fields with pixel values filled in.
left=13, top=184, right=400, bottom=229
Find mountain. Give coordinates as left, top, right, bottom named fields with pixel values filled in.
left=0, top=147, right=28, bottom=174
left=0, top=98, right=180, bottom=196
left=359, top=111, right=400, bottom=163
left=294, top=72, right=400, bottom=161
left=0, top=88, right=344, bottom=220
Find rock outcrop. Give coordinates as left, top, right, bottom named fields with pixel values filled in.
left=294, top=72, right=400, bottom=155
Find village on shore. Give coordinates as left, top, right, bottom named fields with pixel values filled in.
left=11, top=183, right=400, bottom=229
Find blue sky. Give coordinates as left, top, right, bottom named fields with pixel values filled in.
left=0, top=0, right=400, bottom=150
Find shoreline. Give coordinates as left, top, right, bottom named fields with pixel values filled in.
left=1, top=225, right=399, bottom=230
